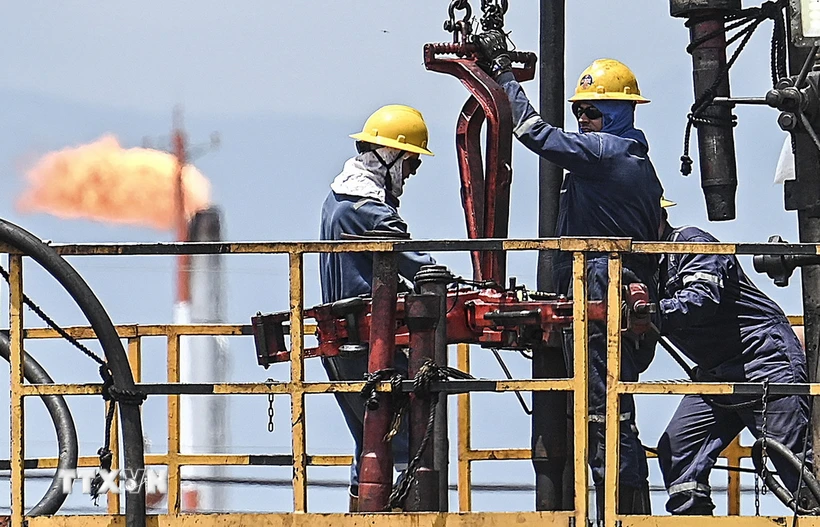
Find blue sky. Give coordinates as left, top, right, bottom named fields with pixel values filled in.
left=0, top=0, right=804, bottom=516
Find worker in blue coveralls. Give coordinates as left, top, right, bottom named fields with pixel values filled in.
left=476, top=31, right=663, bottom=514
left=319, top=104, right=436, bottom=512
left=655, top=203, right=811, bottom=515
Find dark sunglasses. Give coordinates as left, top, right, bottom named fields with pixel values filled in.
left=573, top=104, right=603, bottom=120
left=406, top=156, right=422, bottom=172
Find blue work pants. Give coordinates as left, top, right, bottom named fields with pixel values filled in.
left=556, top=257, right=651, bottom=493
left=658, top=323, right=810, bottom=515
left=321, top=350, right=409, bottom=495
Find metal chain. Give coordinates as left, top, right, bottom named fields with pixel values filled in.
left=755, top=471, right=761, bottom=514
left=753, top=379, right=771, bottom=515
left=761, top=380, right=770, bottom=496
left=0, top=264, right=105, bottom=365
left=387, top=360, right=473, bottom=510
left=265, top=378, right=276, bottom=433
left=479, top=0, right=507, bottom=31
left=444, top=0, right=473, bottom=43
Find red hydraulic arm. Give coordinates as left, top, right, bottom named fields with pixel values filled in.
left=252, top=283, right=655, bottom=368
left=423, top=43, right=536, bottom=285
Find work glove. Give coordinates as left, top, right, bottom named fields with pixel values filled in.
left=473, top=29, right=512, bottom=77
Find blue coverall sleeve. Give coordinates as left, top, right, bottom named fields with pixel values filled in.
left=364, top=201, right=436, bottom=281
left=660, top=249, right=730, bottom=330
left=496, top=72, right=603, bottom=174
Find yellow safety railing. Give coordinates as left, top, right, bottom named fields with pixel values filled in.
left=3, top=237, right=818, bottom=527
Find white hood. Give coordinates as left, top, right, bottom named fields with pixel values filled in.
left=330, top=147, right=406, bottom=202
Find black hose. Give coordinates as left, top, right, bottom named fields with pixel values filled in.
left=0, top=219, right=145, bottom=527
left=751, top=437, right=820, bottom=515
left=0, top=332, right=78, bottom=515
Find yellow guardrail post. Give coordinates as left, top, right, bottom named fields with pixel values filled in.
left=10, top=254, right=25, bottom=527
left=725, top=437, right=742, bottom=515
left=108, top=407, right=120, bottom=514
left=289, top=251, right=308, bottom=512
left=457, top=342, right=472, bottom=512
left=167, top=330, right=181, bottom=514
left=604, top=254, right=623, bottom=526
left=572, top=252, right=589, bottom=526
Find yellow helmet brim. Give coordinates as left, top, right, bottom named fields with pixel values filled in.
left=568, top=93, right=650, bottom=103
left=349, top=132, right=434, bottom=156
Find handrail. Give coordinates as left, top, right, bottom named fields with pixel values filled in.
left=4, top=236, right=813, bottom=527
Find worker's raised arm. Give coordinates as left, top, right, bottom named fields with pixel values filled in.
left=495, top=71, right=604, bottom=172
left=474, top=31, right=603, bottom=173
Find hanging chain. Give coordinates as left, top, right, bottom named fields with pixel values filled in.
left=479, top=0, right=507, bottom=31
left=753, top=379, right=771, bottom=515
left=386, top=359, right=473, bottom=510
left=265, top=378, right=276, bottom=433
left=761, top=380, right=770, bottom=496
left=755, top=469, right=761, bottom=515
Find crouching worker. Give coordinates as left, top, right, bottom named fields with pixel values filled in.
left=319, top=104, right=436, bottom=511
left=656, top=202, right=811, bottom=515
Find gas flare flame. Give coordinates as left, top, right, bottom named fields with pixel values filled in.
left=17, top=135, right=211, bottom=231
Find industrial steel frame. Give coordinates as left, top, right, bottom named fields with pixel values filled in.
left=4, top=237, right=818, bottom=527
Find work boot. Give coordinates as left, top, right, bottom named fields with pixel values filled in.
left=618, top=485, right=651, bottom=514
left=348, top=493, right=359, bottom=513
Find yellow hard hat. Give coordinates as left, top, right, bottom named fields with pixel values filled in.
left=350, top=105, right=434, bottom=156
left=661, top=197, right=676, bottom=208
left=568, top=59, right=650, bottom=104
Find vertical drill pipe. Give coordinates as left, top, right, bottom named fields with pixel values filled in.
left=534, top=0, right=571, bottom=512
left=688, top=13, right=739, bottom=221
left=537, top=0, right=565, bottom=293
left=404, top=293, right=440, bottom=512
left=358, top=252, right=399, bottom=512
left=780, top=22, right=820, bottom=477
left=531, top=343, right=570, bottom=511
left=456, top=97, right=488, bottom=280
left=799, top=209, right=820, bottom=480
left=417, top=266, right=453, bottom=510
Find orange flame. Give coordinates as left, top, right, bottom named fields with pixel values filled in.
left=17, top=135, right=211, bottom=231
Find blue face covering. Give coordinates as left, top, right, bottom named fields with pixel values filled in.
left=587, top=100, right=648, bottom=149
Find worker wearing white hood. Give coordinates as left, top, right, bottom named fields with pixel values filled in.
left=319, top=104, right=435, bottom=511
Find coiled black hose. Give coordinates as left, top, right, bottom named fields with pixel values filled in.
left=0, top=219, right=145, bottom=527
left=0, top=332, right=78, bottom=515
left=752, top=436, right=820, bottom=515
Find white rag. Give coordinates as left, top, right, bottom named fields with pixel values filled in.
left=774, top=135, right=795, bottom=184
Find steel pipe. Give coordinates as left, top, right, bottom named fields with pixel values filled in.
left=358, top=253, right=400, bottom=512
